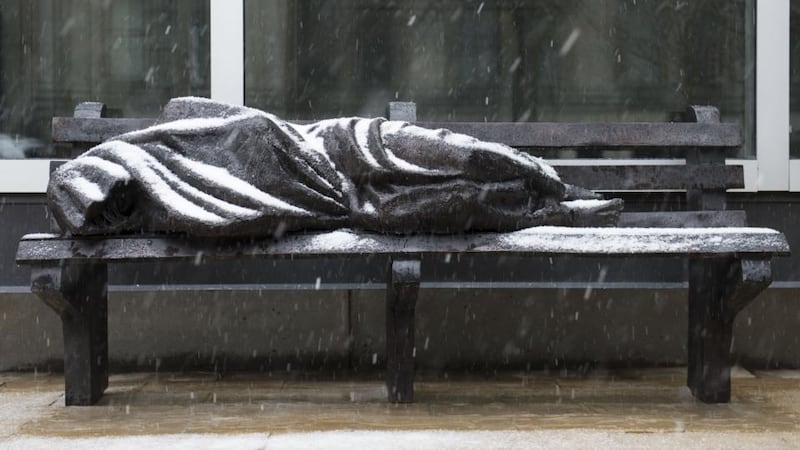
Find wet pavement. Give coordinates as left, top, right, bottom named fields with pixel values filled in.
left=1, top=367, right=799, bottom=448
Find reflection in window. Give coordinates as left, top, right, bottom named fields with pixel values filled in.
left=792, top=0, right=800, bottom=158
left=245, top=0, right=753, bottom=157
left=0, top=0, right=210, bottom=159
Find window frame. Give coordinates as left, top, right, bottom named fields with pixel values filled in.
left=0, top=0, right=789, bottom=193
left=758, top=0, right=790, bottom=191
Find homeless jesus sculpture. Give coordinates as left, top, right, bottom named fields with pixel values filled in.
left=48, top=97, right=622, bottom=237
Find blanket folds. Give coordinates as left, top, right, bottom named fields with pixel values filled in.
left=49, top=97, right=621, bottom=236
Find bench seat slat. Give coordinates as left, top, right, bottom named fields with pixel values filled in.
left=16, top=227, right=789, bottom=264
left=556, top=165, right=744, bottom=190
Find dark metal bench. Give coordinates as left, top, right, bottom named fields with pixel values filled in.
left=16, top=101, right=790, bottom=406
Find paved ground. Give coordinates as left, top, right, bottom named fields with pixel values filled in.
left=1, top=367, right=799, bottom=448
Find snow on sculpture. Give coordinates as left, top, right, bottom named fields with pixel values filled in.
left=48, top=97, right=622, bottom=237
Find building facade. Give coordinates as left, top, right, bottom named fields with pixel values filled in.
left=1, top=0, right=799, bottom=372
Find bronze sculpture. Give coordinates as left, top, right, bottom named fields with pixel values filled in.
left=49, top=97, right=621, bottom=237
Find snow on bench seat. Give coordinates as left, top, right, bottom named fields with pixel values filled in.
left=17, top=226, right=790, bottom=264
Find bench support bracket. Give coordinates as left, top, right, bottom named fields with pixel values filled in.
left=31, top=262, right=109, bottom=406
left=386, top=259, right=421, bottom=403
left=687, top=257, right=771, bottom=403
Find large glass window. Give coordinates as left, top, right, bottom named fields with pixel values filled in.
left=0, top=0, right=210, bottom=159
left=791, top=0, right=800, bottom=158
left=245, top=0, right=754, bottom=157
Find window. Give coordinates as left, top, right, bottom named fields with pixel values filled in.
left=0, top=0, right=210, bottom=159
left=0, top=0, right=784, bottom=191
left=244, top=0, right=754, bottom=157
left=791, top=0, right=800, bottom=158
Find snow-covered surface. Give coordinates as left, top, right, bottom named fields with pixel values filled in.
left=299, top=117, right=444, bottom=175
left=73, top=140, right=311, bottom=227
left=105, top=141, right=237, bottom=224
left=74, top=156, right=132, bottom=181
left=560, top=199, right=612, bottom=209
left=384, top=146, right=440, bottom=174
left=488, top=226, right=788, bottom=254
left=175, top=157, right=310, bottom=214
left=17, top=227, right=789, bottom=263
left=361, top=201, right=377, bottom=214
left=65, top=177, right=105, bottom=203
left=514, top=226, right=782, bottom=236
left=20, top=233, right=59, bottom=240
left=4, top=368, right=800, bottom=449
left=4, top=430, right=800, bottom=450
left=288, top=226, right=787, bottom=256
left=353, top=118, right=382, bottom=169
left=0, top=392, right=61, bottom=438
left=382, top=121, right=561, bottom=181
left=305, top=229, right=383, bottom=252
left=119, top=114, right=256, bottom=139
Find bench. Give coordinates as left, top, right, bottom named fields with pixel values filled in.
left=16, top=101, right=790, bottom=406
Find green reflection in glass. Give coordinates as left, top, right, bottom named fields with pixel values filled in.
left=245, top=0, right=753, bottom=158
left=0, top=0, right=210, bottom=158
left=791, top=1, right=800, bottom=158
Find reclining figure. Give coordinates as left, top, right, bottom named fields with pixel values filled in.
left=49, top=97, right=622, bottom=237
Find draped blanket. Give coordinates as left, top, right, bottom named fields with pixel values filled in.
left=48, top=97, right=621, bottom=236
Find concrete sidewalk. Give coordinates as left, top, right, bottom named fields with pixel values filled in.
left=2, top=367, right=799, bottom=448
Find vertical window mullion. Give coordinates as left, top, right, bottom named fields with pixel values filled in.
left=210, top=0, right=244, bottom=105
left=756, top=0, right=790, bottom=190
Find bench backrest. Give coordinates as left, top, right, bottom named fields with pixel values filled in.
left=50, top=101, right=746, bottom=228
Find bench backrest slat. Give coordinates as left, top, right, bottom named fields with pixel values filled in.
left=52, top=117, right=158, bottom=143
left=617, top=211, right=747, bottom=228
left=419, top=121, right=742, bottom=149
left=557, top=165, right=743, bottom=191
left=53, top=117, right=742, bottom=151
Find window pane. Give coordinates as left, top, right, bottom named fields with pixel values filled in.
left=791, top=1, right=800, bottom=158
left=0, top=0, right=210, bottom=159
left=245, top=0, right=754, bottom=158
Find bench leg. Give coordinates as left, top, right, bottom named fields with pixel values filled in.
left=31, top=263, right=109, bottom=406
left=687, top=257, right=771, bottom=403
left=386, top=259, right=420, bottom=403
